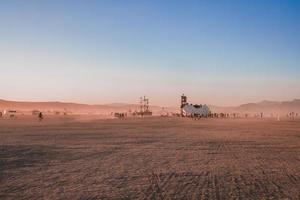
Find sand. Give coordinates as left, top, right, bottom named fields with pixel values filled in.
left=0, top=116, right=299, bottom=199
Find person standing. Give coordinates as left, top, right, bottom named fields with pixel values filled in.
left=38, top=112, right=43, bottom=122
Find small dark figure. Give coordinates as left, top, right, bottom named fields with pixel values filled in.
left=38, top=112, right=43, bottom=121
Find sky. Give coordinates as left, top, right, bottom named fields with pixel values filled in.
left=0, top=0, right=299, bottom=107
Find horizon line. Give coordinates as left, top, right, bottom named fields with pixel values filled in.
left=1, top=98, right=299, bottom=108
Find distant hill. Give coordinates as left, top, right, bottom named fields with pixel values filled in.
left=0, top=99, right=178, bottom=115
left=210, top=99, right=300, bottom=115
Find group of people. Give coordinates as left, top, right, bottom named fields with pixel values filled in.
left=0, top=111, right=44, bottom=121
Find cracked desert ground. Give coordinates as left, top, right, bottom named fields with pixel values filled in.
left=0, top=116, right=299, bottom=199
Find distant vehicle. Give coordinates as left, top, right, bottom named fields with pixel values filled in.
left=114, top=113, right=126, bottom=118
left=8, top=110, right=17, bottom=118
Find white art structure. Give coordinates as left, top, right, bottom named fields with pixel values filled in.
left=182, top=104, right=210, bottom=117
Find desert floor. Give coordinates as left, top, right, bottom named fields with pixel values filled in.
left=0, top=116, right=299, bottom=199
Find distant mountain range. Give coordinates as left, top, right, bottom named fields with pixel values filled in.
left=0, top=99, right=299, bottom=115
left=0, top=99, right=177, bottom=115
left=209, top=99, right=300, bottom=114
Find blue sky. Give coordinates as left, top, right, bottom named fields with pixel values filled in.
left=0, top=0, right=299, bottom=106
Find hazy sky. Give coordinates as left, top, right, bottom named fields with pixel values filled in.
left=0, top=0, right=299, bottom=106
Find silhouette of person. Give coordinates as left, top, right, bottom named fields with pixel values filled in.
left=39, top=112, right=43, bottom=121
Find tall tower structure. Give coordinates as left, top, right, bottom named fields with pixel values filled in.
left=145, top=96, right=149, bottom=112
left=181, top=94, right=187, bottom=116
